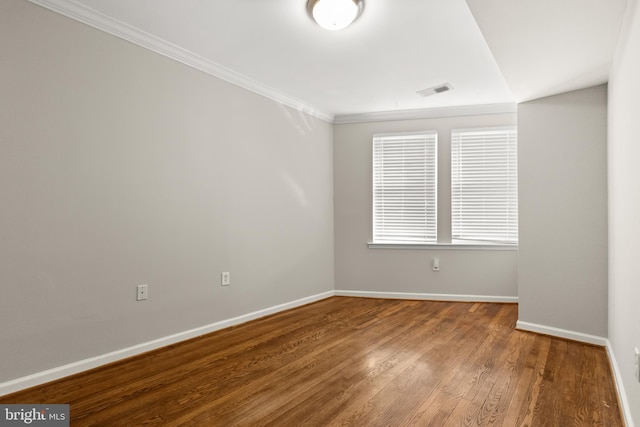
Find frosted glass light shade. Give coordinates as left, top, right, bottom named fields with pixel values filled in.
left=308, top=0, right=363, bottom=31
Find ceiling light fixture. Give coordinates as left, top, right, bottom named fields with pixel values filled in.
left=307, top=0, right=364, bottom=31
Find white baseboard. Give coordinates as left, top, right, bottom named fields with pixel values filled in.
left=605, top=340, right=635, bottom=427
left=13, top=288, right=632, bottom=427
left=335, top=290, right=518, bottom=303
left=3, top=292, right=632, bottom=427
left=509, top=322, right=634, bottom=425
left=0, top=291, right=334, bottom=397
left=515, top=320, right=608, bottom=346
left=514, top=322, right=633, bottom=425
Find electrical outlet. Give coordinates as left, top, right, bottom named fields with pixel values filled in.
left=635, top=348, right=640, bottom=383
left=221, top=272, right=231, bottom=286
left=136, top=284, right=148, bottom=301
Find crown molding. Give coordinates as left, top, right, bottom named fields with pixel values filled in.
left=25, top=0, right=517, bottom=126
left=26, top=0, right=335, bottom=123
left=333, top=103, right=517, bottom=124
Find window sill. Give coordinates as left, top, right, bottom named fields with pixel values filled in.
left=367, top=242, right=518, bottom=251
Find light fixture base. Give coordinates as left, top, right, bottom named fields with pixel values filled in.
left=307, top=0, right=364, bottom=31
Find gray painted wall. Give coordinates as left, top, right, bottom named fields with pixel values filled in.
left=0, top=0, right=334, bottom=383
left=518, top=85, right=608, bottom=337
left=1, top=0, right=629, bottom=408
left=334, top=114, right=518, bottom=297
left=609, top=0, right=640, bottom=423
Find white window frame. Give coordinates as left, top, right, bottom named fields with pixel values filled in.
left=371, top=131, right=438, bottom=244
left=451, top=126, right=518, bottom=246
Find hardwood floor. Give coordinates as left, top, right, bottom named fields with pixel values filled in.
left=1, top=297, right=623, bottom=426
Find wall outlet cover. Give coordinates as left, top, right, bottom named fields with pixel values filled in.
left=136, top=284, right=148, bottom=301
left=221, top=272, right=231, bottom=286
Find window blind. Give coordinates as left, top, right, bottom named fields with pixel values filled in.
left=451, top=127, right=518, bottom=245
left=373, top=132, right=437, bottom=243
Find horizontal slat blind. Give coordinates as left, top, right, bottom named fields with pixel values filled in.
left=373, top=132, right=437, bottom=243
left=451, top=127, right=517, bottom=244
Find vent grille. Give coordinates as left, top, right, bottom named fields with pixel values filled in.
left=417, top=83, right=453, bottom=97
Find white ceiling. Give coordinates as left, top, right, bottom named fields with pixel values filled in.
left=31, top=0, right=627, bottom=121
left=466, top=0, right=628, bottom=103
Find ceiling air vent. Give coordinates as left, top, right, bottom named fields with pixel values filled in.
left=417, top=83, right=453, bottom=98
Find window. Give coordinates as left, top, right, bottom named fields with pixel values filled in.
left=372, top=132, right=437, bottom=243
left=451, top=127, right=518, bottom=245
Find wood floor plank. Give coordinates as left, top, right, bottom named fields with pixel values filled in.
left=0, top=297, right=624, bottom=426
left=259, top=303, right=462, bottom=426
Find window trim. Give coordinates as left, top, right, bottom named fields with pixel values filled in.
left=368, top=124, right=518, bottom=251
left=367, top=242, right=518, bottom=250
